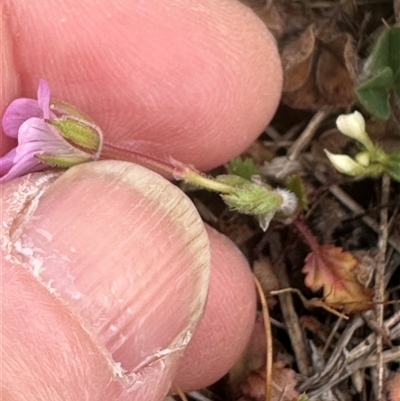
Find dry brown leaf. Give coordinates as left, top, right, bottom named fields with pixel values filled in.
left=281, top=25, right=358, bottom=109
left=237, top=361, right=299, bottom=401
left=302, top=244, right=374, bottom=313
left=239, top=0, right=284, bottom=39
left=281, top=25, right=316, bottom=92
left=253, top=256, right=280, bottom=308
left=299, top=315, right=330, bottom=343
left=386, top=372, right=400, bottom=401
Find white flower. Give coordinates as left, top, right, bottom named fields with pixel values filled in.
left=324, top=150, right=367, bottom=176
left=354, top=151, right=370, bottom=167
left=336, top=111, right=374, bottom=151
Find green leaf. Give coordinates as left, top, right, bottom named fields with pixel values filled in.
left=384, top=149, right=400, bottom=182
left=226, top=157, right=260, bottom=181
left=394, top=69, right=400, bottom=99
left=371, top=27, right=400, bottom=76
left=285, top=174, right=308, bottom=210
left=356, top=67, right=393, bottom=119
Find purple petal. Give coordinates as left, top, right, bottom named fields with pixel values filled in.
left=15, top=117, right=76, bottom=162
left=2, top=98, right=43, bottom=138
left=0, top=156, right=46, bottom=183
left=0, top=148, right=17, bottom=176
left=37, top=79, right=51, bottom=119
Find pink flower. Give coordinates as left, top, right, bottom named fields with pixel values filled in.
left=1, top=80, right=102, bottom=183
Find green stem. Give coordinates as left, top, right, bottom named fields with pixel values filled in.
left=101, top=142, right=237, bottom=194
left=182, top=169, right=237, bottom=194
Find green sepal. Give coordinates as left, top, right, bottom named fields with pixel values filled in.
left=49, top=117, right=101, bottom=154
left=226, top=157, right=260, bottom=181
left=36, top=153, right=91, bottom=168
left=285, top=174, right=308, bottom=211
left=216, top=175, right=282, bottom=215
left=383, top=149, right=400, bottom=182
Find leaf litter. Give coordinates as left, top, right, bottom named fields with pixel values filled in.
left=173, top=1, right=400, bottom=400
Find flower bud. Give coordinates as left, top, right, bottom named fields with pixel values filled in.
left=336, top=111, right=374, bottom=151
left=324, top=151, right=367, bottom=176
left=49, top=117, right=102, bottom=157
left=354, top=151, right=370, bottom=167
left=216, top=175, right=283, bottom=215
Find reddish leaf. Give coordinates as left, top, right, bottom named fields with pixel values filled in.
left=302, top=244, right=374, bottom=313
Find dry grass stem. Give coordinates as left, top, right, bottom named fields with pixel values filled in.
left=253, top=276, right=273, bottom=401
left=373, top=174, right=390, bottom=401
left=269, top=234, right=312, bottom=377
left=287, top=109, right=331, bottom=161
left=173, top=384, right=188, bottom=401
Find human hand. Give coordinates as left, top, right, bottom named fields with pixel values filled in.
left=1, top=1, right=282, bottom=400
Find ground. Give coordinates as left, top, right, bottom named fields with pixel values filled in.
left=172, top=1, right=400, bottom=400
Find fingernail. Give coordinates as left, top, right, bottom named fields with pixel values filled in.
left=2, top=161, right=210, bottom=395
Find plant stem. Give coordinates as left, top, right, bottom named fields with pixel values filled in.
left=101, top=143, right=237, bottom=194
left=292, top=217, right=320, bottom=252
left=102, top=143, right=176, bottom=179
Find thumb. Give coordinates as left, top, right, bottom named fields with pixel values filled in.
left=1, top=161, right=210, bottom=401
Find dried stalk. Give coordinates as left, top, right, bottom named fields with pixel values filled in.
left=254, top=276, right=273, bottom=401
left=374, top=174, right=390, bottom=401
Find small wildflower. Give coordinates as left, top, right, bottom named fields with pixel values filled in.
left=324, top=150, right=384, bottom=177
left=335, top=111, right=374, bottom=151
left=1, top=80, right=102, bottom=183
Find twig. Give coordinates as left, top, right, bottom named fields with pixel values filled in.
left=269, top=234, right=312, bottom=377
left=297, top=315, right=365, bottom=392
left=187, top=392, right=212, bottom=401
left=173, top=384, right=188, bottom=401
left=347, top=309, right=400, bottom=364
left=374, top=174, right=390, bottom=401
left=322, top=317, right=343, bottom=356
left=254, top=276, right=273, bottom=401
left=287, top=109, right=331, bottom=161
left=270, top=288, right=349, bottom=320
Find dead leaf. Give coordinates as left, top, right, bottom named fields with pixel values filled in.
left=236, top=361, right=299, bottom=401
left=299, top=315, right=330, bottom=343
left=217, top=212, right=255, bottom=248
left=386, top=372, right=400, bottom=401
left=281, top=25, right=358, bottom=109
left=302, top=244, right=374, bottom=313
left=239, top=0, right=284, bottom=39
left=253, top=255, right=280, bottom=308
left=281, top=25, right=315, bottom=92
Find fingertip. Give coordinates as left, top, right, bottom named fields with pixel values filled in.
left=174, top=225, right=256, bottom=391
left=1, top=13, right=20, bottom=155
left=3, top=0, right=282, bottom=169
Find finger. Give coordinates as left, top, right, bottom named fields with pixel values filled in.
left=175, top=225, right=256, bottom=391
left=1, top=161, right=210, bottom=401
left=2, top=0, right=282, bottom=169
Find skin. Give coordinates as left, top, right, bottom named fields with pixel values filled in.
left=1, top=0, right=282, bottom=400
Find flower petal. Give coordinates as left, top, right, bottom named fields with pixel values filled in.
left=15, top=118, right=75, bottom=162
left=0, top=148, right=17, bottom=176
left=324, top=150, right=367, bottom=176
left=37, top=79, right=51, bottom=119
left=0, top=156, right=46, bottom=183
left=2, top=98, right=43, bottom=138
